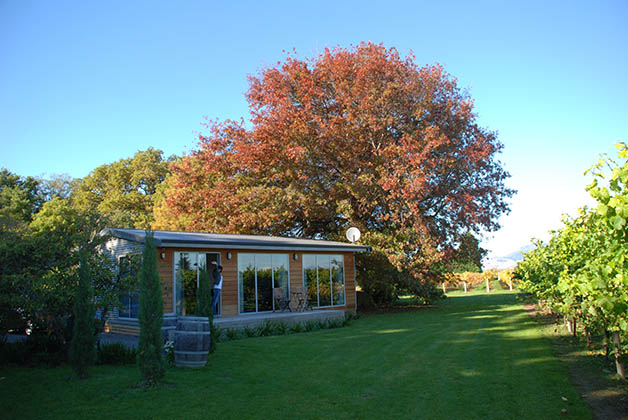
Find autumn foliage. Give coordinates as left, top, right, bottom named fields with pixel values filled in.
left=154, top=42, right=513, bottom=286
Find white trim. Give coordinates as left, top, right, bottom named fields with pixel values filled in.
left=353, top=254, right=357, bottom=313
left=160, top=243, right=370, bottom=252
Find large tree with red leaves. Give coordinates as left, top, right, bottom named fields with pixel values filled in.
left=155, top=42, right=513, bottom=284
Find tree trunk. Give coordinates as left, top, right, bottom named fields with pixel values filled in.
left=486, top=278, right=490, bottom=293
left=612, top=331, right=626, bottom=380
left=604, top=330, right=611, bottom=362
left=463, top=282, right=467, bottom=293
left=585, top=328, right=591, bottom=348
left=509, top=279, right=513, bottom=291
left=572, top=319, right=576, bottom=337
left=442, top=282, right=446, bottom=294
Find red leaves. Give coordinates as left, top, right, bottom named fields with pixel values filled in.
left=154, top=42, right=514, bottom=279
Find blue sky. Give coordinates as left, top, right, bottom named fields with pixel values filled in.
left=1, top=0, right=627, bottom=258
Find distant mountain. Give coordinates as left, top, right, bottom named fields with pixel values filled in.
left=503, top=244, right=536, bottom=261
left=483, top=244, right=536, bottom=270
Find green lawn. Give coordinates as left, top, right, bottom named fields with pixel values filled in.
left=1, top=291, right=591, bottom=419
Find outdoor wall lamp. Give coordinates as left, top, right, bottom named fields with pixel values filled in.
left=226, top=252, right=232, bottom=260
left=293, top=253, right=298, bottom=261
left=160, top=252, right=166, bottom=260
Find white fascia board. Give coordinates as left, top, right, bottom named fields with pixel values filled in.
left=158, top=242, right=371, bottom=253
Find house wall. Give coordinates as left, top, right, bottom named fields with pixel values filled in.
left=106, top=242, right=358, bottom=336
left=156, top=248, right=356, bottom=317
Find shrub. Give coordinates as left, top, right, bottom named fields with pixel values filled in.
left=289, top=323, right=304, bottom=333
left=0, top=334, right=67, bottom=367
left=244, top=326, right=258, bottom=337
left=327, top=319, right=343, bottom=329
left=225, top=328, right=240, bottom=341
left=274, top=322, right=288, bottom=335
left=403, top=281, right=445, bottom=305
left=97, top=343, right=137, bottom=365
left=304, top=321, right=317, bottom=332
left=210, top=324, right=222, bottom=348
left=163, top=340, right=174, bottom=367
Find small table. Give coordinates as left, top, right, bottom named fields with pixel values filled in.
left=292, top=290, right=306, bottom=312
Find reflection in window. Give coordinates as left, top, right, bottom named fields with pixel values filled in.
left=238, top=254, right=289, bottom=313
left=302, top=255, right=345, bottom=308
left=118, top=255, right=140, bottom=319
left=174, top=252, right=219, bottom=316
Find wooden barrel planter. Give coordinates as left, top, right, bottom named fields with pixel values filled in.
left=174, top=316, right=210, bottom=368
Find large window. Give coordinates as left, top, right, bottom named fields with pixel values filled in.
left=118, top=255, right=140, bottom=319
left=303, top=255, right=345, bottom=308
left=238, top=253, right=289, bottom=313
left=174, top=252, right=220, bottom=316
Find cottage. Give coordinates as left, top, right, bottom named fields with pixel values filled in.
left=104, top=228, right=371, bottom=336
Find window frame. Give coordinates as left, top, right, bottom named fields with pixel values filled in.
left=237, top=253, right=290, bottom=314
left=302, top=254, right=346, bottom=309
left=117, top=254, right=140, bottom=320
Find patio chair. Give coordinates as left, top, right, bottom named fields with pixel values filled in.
left=292, top=286, right=313, bottom=312
left=272, top=287, right=291, bottom=312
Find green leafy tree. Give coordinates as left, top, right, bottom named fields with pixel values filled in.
left=70, top=249, right=97, bottom=378
left=0, top=168, right=42, bottom=223
left=449, top=232, right=487, bottom=273
left=74, top=148, right=171, bottom=229
left=137, top=231, right=165, bottom=385
left=37, top=173, right=79, bottom=201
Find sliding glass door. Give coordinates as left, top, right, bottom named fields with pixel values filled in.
left=174, top=252, right=220, bottom=316
left=303, top=254, right=345, bottom=308
left=238, top=253, right=289, bottom=313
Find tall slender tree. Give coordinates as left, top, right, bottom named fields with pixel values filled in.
left=70, top=249, right=97, bottom=379
left=137, top=231, right=164, bottom=386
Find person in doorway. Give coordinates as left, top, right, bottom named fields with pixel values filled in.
left=211, top=264, right=223, bottom=316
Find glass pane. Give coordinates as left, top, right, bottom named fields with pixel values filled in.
left=256, top=254, right=273, bottom=312
left=175, top=252, right=196, bottom=315
left=303, top=255, right=317, bottom=307
left=318, top=255, right=331, bottom=306
left=183, top=253, right=198, bottom=315
left=130, top=292, right=140, bottom=318
left=331, top=255, right=345, bottom=305
left=119, top=293, right=130, bottom=318
left=205, top=253, right=220, bottom=314
left=273, top=254, right=290, bottom=303
left=238, top=254, right=256, bottom=313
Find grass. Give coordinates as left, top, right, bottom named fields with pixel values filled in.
left=0, top=291, right=592, bottom=419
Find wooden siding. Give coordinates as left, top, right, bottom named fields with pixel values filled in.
left=157, top=248, right=358, bottom=316
left=157, top=248, right=174, bottom=314
left=105, top=321, right=140, bottom=336
left=106, top=243, right=360, bottom=330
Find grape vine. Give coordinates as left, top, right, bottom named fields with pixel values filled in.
left=516, top=143, right=628, bottom=380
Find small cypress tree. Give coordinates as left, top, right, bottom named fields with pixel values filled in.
left=137, top=231, right=164, bottom=386
left=70, top=249, right=97, bottom=379
left=197, top=265, right=212, bottom=317
left=196, top=265, right=216, bottom=353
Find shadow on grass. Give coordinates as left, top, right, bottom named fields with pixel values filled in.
left=0, top=291, right=593, bottom=420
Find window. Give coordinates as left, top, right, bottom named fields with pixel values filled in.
left=174, top=252, right=220, bottom=316
left=238, top=253, right=289, bottom=313
left=118, top=255, right=140, bottom=319
left=303, top=254, right=345, bottom=308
